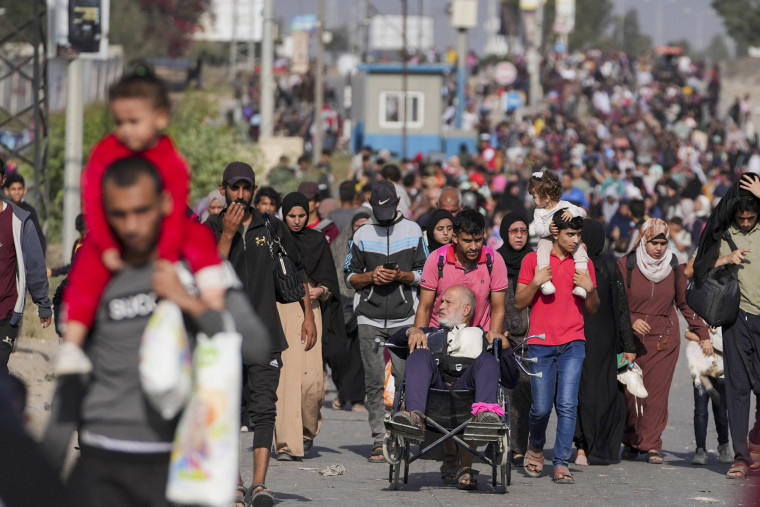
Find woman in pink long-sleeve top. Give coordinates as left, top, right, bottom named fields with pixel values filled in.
left=617, top=218, right=709, bottom=464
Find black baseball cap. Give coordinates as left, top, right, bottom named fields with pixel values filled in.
left=223, top=161, right=255, bottom=186
left=369, top=180, right=398, bottom=221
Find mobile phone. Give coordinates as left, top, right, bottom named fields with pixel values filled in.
left=383, top=262, right=398, bottom=270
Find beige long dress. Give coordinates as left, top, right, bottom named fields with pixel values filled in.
left=274, top=288, right=324, bottom=457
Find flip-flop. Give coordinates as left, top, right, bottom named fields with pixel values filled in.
left=368, top=444, right=385, bottom=463
left=246, top=484, right=275, bottom=507
left=440, top=454, right=459, bottom=484
left=646, top=451, right=663, bottom=464
left=726, top=462, right=750, bottom=479
left=524, top=447, right=544, bottom=478
left=553, top=466, right=575, bottom=484
left=456, top=467, right=479, bottom=490
left=232, top=484, right=246, bottom=507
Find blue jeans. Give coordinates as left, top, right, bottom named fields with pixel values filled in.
left=528, top=340, right=586, bottom=468
left=693, top=377, right=729, bottom=449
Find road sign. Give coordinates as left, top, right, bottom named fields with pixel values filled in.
left=504, top=91, right=524, bottom=111
left=494, top=61, right=517, bottom=86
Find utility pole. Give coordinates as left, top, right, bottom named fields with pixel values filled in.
left=229, top=0, right=238, bottom=80
left=455, top=28, right=466, bottom=128
left=63, top=58, right=83, bottom=260
left=402, top=0, right=408, bottom=158
left=312, top=0, right=325, bottom=165
left=260, top=0, right=274, bottom=137
left=363, top=0, right=371, bottom=62
left=528, top=1, right=544, bottom=109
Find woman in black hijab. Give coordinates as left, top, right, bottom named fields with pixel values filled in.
left=328, top=211, right=371, bottom=412
left=496, top=212, right=533, bottom=465
left=573, top=219, right=636, bottom=464
left=424, top=209, right=455, bottom=252
left=273, top=192, right=344, bottom=460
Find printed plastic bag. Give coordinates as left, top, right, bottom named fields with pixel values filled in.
left=139, top=300, right=192, bottom=420
left=166, top=323, right=242, bottom=506
left=383, top=360, right=395, bottom=408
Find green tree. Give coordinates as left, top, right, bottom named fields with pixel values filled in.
left=621, top=9, right=652, bottom=55
left=502, top=0, right=614, bottom=51
left=705, top=33, right=731, bottom=63
left=108, top=0, right=152, bottom=62
left=712, top=0, right=760, bottom=57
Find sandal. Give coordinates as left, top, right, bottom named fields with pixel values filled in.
left=232, top=484, right=246, bottom=507
left=368, top=444, right=385, bottom=463
left=552, top=465, right=575, bottom=484
left=246, top=484, right=275, bottom=507
left=331, top=398, right=345, bottom=410
left=646, top=451, right=663, bottom=464
left=440, top=454, right=459, bottom=484
left=456, top=467, right=479, bottom=490
left=512, top=453, right=525, bottom=466
left=621, top=445, right=639, bottom=461
left=524, top=446, right=544, bottom=477
left=351, top=402, right=367, bottom=413
left=726, top=461, right=750, bottom=479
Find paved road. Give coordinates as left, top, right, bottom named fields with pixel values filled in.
left=240, top=319, right=759, bottom=506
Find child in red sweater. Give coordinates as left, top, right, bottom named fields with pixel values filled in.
left=56, top=68, right=224, bottom=374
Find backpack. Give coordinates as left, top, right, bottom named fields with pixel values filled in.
left=625, top=250, right=679, bottom=293
left=438, top=250, right=493, bottom=279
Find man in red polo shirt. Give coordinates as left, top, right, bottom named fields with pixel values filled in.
left=515, top=211, right=599, bottom=485
left=412, top=210, right=508, bottom=344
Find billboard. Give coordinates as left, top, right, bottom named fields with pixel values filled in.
left=194, top=0, right=263, bottom=42
left=553, top=0, right=576, bottom=35
left=370, top=15, right=434, bottom=52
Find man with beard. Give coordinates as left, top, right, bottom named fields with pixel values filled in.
left=344, top=180, right=427, bottom=462
left=205, top=161, right=316, bottom=505
left=387, top=285, right=519, bottom=490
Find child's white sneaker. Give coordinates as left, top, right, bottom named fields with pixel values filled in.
left=540, top=281, right=556, bottom=295
left=54, top=342, right=93, bottom=375
left=572, top=286, right=587, bottom=299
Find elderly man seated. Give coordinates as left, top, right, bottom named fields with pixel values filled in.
left=387, top=285, right=519, bottom=489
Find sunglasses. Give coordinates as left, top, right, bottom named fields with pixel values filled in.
left=508, top=227, right=528, bottom=235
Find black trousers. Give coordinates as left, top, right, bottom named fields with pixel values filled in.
left=68, top=445, right=171, bottom=507
left=0, top=316, right=20, bottom=374
left=322, top=296, right=365, bottom=404
left=723, top=309, right=760, bottom=463
left=242, top=355, right=282, bottom=449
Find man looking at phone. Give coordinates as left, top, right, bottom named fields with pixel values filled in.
left=345, top=180, right=427, bottom=463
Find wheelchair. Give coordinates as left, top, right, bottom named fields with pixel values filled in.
left=376, top=334, right=544, bottom=493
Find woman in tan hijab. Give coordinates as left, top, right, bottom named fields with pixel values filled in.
left=617, top=218, right=708, bottom=464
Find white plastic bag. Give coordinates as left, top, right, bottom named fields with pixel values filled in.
left=166, top=323, right=242, bottom=506
left=139, top=300, right=192, bottom=419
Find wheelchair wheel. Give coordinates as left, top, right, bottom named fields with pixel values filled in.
left=383, top=433, right=405, bottom=465
left=499, top=434, right=510, bottom=493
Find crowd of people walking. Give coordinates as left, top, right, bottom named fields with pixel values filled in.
left=1, top=47, right=760, bottom=506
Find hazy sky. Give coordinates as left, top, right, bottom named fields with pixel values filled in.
left=273, top=0, right=728, bottom=55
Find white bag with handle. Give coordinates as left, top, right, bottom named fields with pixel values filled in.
left=139, top=299, right=193, bottom=420
left=166, top=314, right=242, bottom=506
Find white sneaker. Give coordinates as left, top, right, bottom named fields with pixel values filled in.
left=572, top=286, right=587, bottom=299
left=617, top=363, right=648, bottom=398
left=540, top=281, right=556, bottom=295
left=54, top=342, right=93, bottom=375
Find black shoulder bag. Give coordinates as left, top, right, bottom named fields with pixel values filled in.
left=685, top=231, right=740, bottom=327
left=264, top=218, right=306, bottom=303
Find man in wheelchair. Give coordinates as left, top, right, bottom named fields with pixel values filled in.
left=385, top=285, right=519, bottom=489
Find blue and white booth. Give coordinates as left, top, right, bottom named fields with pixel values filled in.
left=351, top=63, right=477, bottom=158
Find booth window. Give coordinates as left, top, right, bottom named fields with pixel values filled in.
left=379, top=91, right=424, bottom=129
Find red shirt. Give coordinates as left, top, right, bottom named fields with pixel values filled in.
left=420, top=244, right=508, bottom=331
left=517, top=251, right=596, bottom=346
left=0, top=203, right=17, bottom=320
